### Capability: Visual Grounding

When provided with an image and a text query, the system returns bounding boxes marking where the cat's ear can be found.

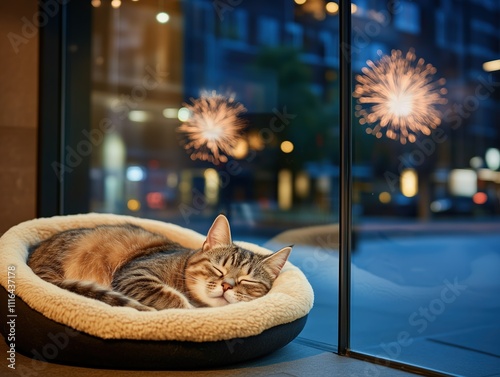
[262,246,292,280]
[202,214,232,252]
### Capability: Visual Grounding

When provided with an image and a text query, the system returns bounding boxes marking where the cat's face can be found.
[184,215,291,307]
[185,245,290,307]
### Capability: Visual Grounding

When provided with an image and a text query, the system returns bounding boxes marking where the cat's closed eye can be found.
[211,266,224,277]
[239,279,260,285]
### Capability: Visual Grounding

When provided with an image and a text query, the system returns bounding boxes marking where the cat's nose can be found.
[221,282,233,292]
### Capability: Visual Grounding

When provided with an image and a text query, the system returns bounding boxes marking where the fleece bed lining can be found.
[0,213,314,342]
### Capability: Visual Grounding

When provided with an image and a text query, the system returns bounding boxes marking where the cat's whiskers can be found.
[234,292,257,300]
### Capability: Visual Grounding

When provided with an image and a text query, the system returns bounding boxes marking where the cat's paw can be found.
[129,304,157,312]
[136,305,157,312]
[127,300,157,311]
[168,300,195,309]
[157,299,195,310]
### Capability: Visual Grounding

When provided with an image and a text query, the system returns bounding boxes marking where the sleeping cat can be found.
[27,215,291,311]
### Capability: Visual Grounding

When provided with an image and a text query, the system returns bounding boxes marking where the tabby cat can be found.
[27,215,291,311]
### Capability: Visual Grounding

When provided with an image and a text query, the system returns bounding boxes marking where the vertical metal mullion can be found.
[59,3,67,215]
[338,0,352,356]
[61,1,91,215]
[37,0,63,217]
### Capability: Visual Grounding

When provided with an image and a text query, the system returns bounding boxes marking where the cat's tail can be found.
[54,280,156,312]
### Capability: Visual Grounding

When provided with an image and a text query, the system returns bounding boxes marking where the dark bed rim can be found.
[0,285,308,370]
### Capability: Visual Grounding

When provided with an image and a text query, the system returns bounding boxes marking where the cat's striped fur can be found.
[27,215,291,311]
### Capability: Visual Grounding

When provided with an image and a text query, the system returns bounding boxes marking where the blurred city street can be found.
[260,219,500,377]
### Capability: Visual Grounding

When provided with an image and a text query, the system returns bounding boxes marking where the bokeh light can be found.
[326,2,339,14]
[485,148,500,170]
[379,191,392,204]
[127,199,140,211]
[401,169,418,198]
[156,12,170,24]
[473,192,488,205]
[280,140,294,153]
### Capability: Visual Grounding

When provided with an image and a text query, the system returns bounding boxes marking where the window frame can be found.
[38,0,92,216]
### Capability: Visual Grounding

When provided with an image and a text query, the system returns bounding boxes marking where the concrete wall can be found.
[0,1,38,234]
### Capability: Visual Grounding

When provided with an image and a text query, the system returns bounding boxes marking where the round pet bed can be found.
[0,213,314,370]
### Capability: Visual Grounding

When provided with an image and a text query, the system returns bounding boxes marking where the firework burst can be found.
[354,49,448,144]
[177,91,247,164]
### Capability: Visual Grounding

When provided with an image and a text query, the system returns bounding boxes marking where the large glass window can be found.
[350,1,500,375]
[86,0,340,348]
[46,0,500,375]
